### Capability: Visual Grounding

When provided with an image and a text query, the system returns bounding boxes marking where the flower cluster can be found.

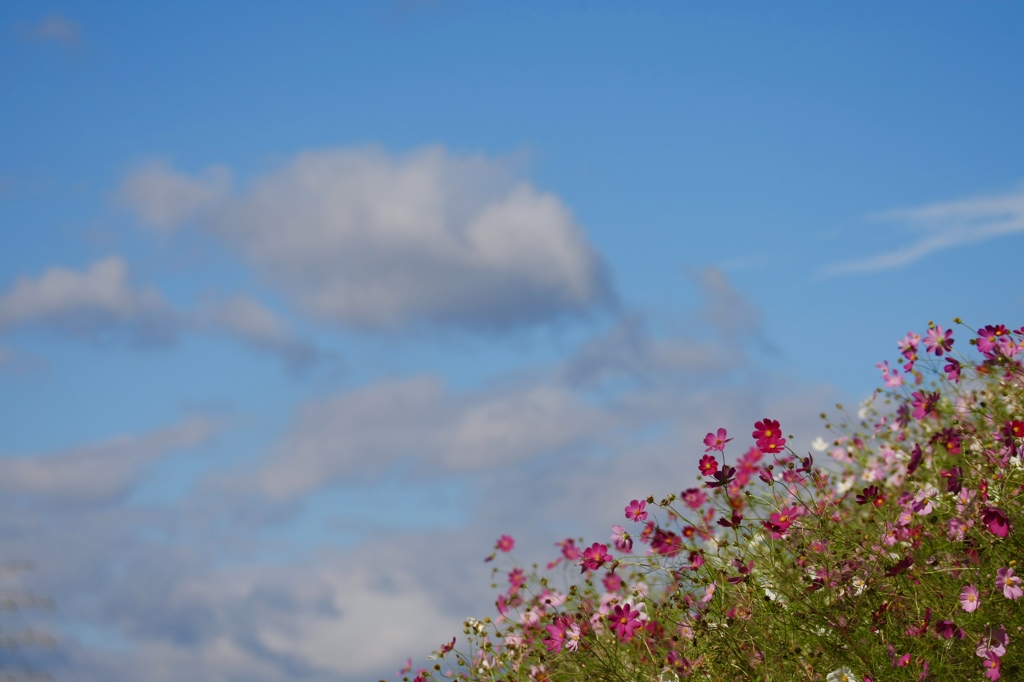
[401,321,1024,682]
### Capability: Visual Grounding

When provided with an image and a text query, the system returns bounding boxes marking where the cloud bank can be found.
[117,147,615,332]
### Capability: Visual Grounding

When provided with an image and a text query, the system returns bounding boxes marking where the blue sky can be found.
[1,3,1023,680]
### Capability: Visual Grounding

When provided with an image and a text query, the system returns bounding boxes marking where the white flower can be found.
[811,436,829,452]
[851,575,866,596]
[826,667,859,682]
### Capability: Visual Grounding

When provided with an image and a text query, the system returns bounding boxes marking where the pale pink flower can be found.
[960,584,980,612]
[996,567,1023,600]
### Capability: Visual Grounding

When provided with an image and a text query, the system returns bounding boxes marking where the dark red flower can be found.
[717,509,744,528]
[981,507,1010,538]
[907,443,923,475]
[885,555,913,577]
[856,485,880,506]
[940,466,962,494]
[706,465,736,489]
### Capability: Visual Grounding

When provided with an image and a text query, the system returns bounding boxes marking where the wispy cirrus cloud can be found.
[823,183,1024,276]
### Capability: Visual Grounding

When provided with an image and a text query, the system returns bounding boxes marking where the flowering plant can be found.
[399,321,1024,681]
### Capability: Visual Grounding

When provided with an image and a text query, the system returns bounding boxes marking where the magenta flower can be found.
[698,454,719,477]
[544,616,572,653]
[624,499,648,522]
[960,584,980,612]
[766,506,798,533]
[757,435,786,455]
[496,534,515,552]
[703,427,733,452]
[981,507,1010,538]
[910,391,939,420]
[681,488,708,509]
[609,603,642,641]
[924,325,954,355]
[888,644,910,667]
[751,418,781,441]
[996,567,1023,600]
[651,528,682,556]
[944,357,962,382]
[977,324,1009,355]
[579,542,612,573]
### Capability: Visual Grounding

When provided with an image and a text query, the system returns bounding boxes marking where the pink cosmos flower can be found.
[703,427,733,452]
[496,534,515,552]
[681,488,708,509]
[609,603,642,642]
[624,499,648,522]
[651,529,682,556]
[898,331,921,352]
[960,584,980,612]
[610,525,632,552]
[544,616,572,653]
[766,506,798,533]
[924,325,954,355]
[579,542,612,573]
[602,572,622,592]
[701,582,716,603]
[996,567,1023,600]
[888,644,910,667]
[981,507,1010,538]
[977,324,1009,356]
[698,454,719,477]
[983,653,1001,681]
[910,391,939,420]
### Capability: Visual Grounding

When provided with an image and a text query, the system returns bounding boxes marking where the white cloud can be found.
[0,256,177,344]
[0,417,217,505]
[116,161,231,230]
[222,373,618,501]
[196,295,320,373]
[117,146,614,332]
[824,182,1024,276]
[0,258,320,368]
